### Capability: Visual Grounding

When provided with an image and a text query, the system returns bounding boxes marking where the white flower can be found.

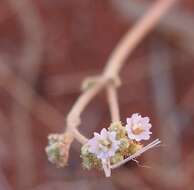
[87,128,120,160]
[126,113,152,141]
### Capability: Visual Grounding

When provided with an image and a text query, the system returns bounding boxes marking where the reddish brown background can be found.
[0,0,194,190]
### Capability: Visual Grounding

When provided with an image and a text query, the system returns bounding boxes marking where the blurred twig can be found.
[0,111,11,138]
[0,61,64,131]
[149,41,181,165]
[103,0,177,77]
[111,0,194,55]
[0,169,12,190]
[148,41,183,188]
[4,0,44,187]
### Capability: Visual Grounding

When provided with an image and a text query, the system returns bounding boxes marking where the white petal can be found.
[147,123,152,129]
[108,150,115,157]
[109,132,116,141]
[127,132,137,140]
[134,136,142,141]
[142,117,150,123]
[98,151,108,159]
[136,132,151,141]
[94,132,100,137]
[132,113,140,123]
[100,128,108,138]
[126,125,132,132]
[126,118,132,125]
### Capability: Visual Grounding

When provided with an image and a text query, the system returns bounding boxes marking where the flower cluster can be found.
[81,113,152,171]
[45,132,73,167]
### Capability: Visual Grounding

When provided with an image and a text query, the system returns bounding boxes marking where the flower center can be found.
[131,124,145,135]
[99,139,112,151]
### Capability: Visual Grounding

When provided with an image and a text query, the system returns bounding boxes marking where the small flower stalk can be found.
[81,113,160,177]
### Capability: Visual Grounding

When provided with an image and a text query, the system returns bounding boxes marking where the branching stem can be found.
[64,0,177,159]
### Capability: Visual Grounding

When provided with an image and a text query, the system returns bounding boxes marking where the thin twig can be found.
[66,79,107,137]
[8,0,44,188]
[106,83,120,122]
[111,0,194,55]
[0,61,64,132]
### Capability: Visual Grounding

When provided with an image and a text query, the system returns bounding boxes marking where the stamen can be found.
[132,124,145,135]
[110,139,161,169]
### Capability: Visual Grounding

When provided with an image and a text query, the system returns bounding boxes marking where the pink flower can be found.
[87,128,120,160]
[126,113,152,141]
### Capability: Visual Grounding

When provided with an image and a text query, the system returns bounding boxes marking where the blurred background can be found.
[0,0,194,189]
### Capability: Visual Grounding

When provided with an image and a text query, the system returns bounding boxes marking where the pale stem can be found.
[103,0,176,78]
[71,128,88,144]
[106,84,120,122]
[66,79,107,143]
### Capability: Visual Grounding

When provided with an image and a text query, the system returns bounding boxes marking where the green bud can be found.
[81,145,89,155]
[81,77,98,91]
[110,153,124,164]
[46,143,60,164]
[128,142,142,155]
[108,122,126,139]
[81,153,102,170]
[120,138,129,150]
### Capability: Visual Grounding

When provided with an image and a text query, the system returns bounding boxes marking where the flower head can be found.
[87,128,120,160]
[45,133,73,167]
[126,113,152,141]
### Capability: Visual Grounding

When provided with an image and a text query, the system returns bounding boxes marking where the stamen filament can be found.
[110,139,161,169]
